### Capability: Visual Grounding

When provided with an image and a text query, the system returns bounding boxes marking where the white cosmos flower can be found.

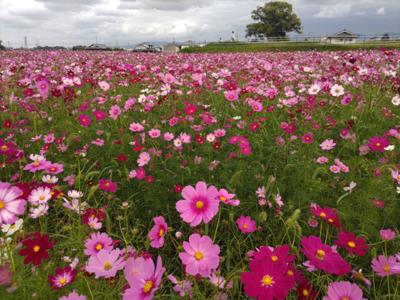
[1,219,23,236]
[330,84,345,97]
[392,95,400,106]
[42,175,58,183]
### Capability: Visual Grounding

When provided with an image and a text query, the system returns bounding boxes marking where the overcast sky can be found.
[1,0,399,47]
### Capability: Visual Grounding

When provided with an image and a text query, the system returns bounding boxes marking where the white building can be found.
[325,29,358,44]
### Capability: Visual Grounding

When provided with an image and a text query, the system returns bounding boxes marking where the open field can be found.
[0,49,399,299]
[181,41,400,53]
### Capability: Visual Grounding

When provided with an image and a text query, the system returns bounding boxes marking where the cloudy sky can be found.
[0,0,399,47]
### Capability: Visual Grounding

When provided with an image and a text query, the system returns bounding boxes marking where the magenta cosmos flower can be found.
[84,232,113,256]
[78,114,91,127]
[323,281,366,300]
[176,181,219,227]
[216,188,240,206]
[85,249,125,279]
[123,256,165,300]
[179,233,220,277]
[236,215,257,234]
[368,136,389,153]
[148,216,168,249]
[0,182,26,225]
[241,255,295,300]
[301,236,351,276]
[98,179,118,193]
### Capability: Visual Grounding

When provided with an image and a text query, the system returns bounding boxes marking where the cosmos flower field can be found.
[0,49,399,299]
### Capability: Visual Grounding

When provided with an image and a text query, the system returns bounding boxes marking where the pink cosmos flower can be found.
[78,114,91,127]
[84,232,113,256]
[129,122,145,132]
[379,229,396,241]
[176,181,219,227]
[323,281,366,300]
[48,266,76,289]
[123,256,165,300]
[179,233,220,277]
[109,105,121,120]
[148,216,168,249]
[85,249,125,279]
[224,90,239,102]
[329,165,341,174]
[216,188,240,206]
[98,81,110,91]
[320,139,336,151]
[0,182,27,225]
[59,290,87,300]
[24,156,51,173]
[371,255,400,277]
[0,263,12,286]
[36,80,49,98]
[46,163,64,175]
[137,152,151,167]
[148,129,161,138]
[236,215,257,234]
[168,274,193,298]
[98,179,118,193]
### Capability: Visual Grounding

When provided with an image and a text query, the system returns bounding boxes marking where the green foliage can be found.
[246,1,302,38]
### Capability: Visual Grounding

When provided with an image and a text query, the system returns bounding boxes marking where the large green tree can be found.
[0,41,5,50]
[246,1,302,39]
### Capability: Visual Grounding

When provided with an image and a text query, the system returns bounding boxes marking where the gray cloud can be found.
[0,0,399,48]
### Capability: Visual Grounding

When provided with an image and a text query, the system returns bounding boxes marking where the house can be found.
[163,43,181,53]
[325,29,358,44]
[86,43,110,50]
[133,43,161,52]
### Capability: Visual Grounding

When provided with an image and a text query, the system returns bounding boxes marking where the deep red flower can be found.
[19,232,54,266]
[296,280,318,300]
[334,232,368,256]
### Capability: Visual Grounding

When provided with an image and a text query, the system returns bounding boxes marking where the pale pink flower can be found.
[85,249,125,279]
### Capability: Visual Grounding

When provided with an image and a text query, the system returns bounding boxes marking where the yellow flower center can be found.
[316,249,325,260]
[261,275,274,287]
[58,277,67,286]
[0,200,5,210]
[328,218,334,223]
[33,245,41,252]
[194,251,204,261]
[219,196,227,202]
[347,241,356,248]
[303,289,309,296]
[1,145,7,151]
[243,223,248,229]
[33,161,40,166]
[95,243,103,251]
[341,297,350,300]
[143,280,154,293]
[376,142,381,147]
[195,200,204,209]
[104,260,112,271]
[287,270,294,276]
[383,264,390,273]
[271,255,278,262]
[319,212,326,218]
[39,195,45,201]
[159,228,165,237]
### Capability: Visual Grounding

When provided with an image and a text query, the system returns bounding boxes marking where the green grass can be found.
[181,41,400,53]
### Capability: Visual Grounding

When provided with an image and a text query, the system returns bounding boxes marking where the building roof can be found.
[327,29,358,38]
[87,43,110,49]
